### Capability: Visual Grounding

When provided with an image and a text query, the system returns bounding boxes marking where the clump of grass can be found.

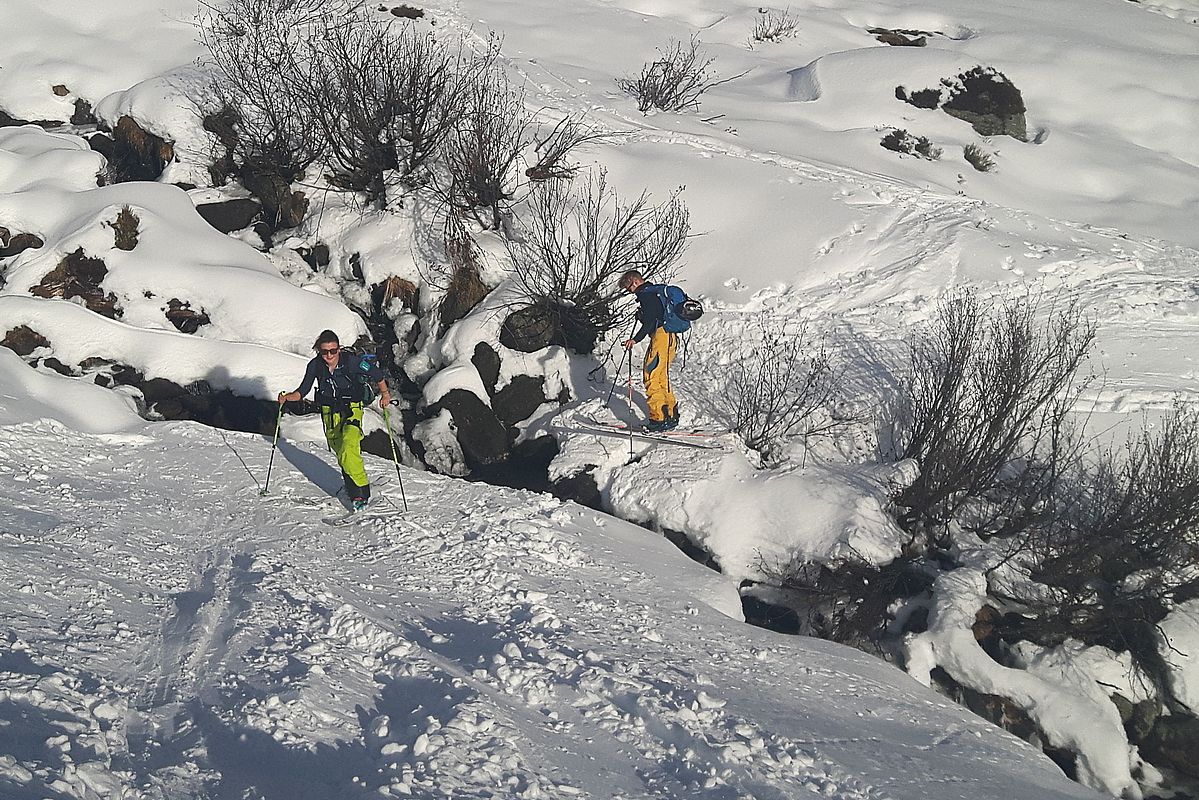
[881,129,941,160]
[963,143,996,172]
[750,8,800,46]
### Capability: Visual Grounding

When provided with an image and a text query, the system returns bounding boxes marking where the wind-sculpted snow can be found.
[0,420,1103,800]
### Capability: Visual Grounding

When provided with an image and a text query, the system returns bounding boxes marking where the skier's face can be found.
[319,344,340,366]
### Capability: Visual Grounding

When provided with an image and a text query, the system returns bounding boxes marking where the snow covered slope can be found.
[0,386,1101,799]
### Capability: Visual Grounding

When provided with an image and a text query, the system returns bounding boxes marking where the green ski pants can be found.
[321,402,369,496]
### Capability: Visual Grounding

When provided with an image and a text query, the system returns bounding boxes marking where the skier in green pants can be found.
[278,330,390,511]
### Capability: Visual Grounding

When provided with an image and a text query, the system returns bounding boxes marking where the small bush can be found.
[880,129,941,160]
[708,324,847,466]
[112,206,139,251]
[750,8,800,45]
[964,144,996,172]
[617,36,719,113]
[888,290,1096,538]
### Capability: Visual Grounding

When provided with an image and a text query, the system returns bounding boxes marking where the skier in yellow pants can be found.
[620,270,679,431]
[278,330,390,511]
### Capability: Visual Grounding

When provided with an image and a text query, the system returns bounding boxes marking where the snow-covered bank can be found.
[0,399,1103,799]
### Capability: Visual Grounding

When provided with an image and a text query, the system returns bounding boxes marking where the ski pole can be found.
[382,402,409,512]
[261,402,285,495]
[605,318,639,407]
[627,345,635,459]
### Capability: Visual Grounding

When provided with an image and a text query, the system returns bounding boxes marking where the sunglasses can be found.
[319,346,340,355]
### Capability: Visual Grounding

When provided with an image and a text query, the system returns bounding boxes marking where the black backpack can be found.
[349,350,387,404]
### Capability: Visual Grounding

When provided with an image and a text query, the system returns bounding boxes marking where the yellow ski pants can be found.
[643,328,678,423]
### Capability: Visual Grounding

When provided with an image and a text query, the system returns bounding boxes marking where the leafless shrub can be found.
[198,0,324,186]
[441,59,533,231]
[617,36,720,113]
[964,143,996,172]
[750,8,800,45]
[296,12,485,206]
[504,172,689,350]
[1009,405,1199,652]
[708,324,847,465]
[526,115,612,182]
[888,290,1096,541]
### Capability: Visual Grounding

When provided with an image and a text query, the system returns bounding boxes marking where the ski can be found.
[564,419,724,450]
[578,415,727,439]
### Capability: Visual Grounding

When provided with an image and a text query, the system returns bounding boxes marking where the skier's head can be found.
[313,330,340,360]
[618,270,645,293]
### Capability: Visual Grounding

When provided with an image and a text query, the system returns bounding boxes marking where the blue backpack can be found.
[654,284,703,334]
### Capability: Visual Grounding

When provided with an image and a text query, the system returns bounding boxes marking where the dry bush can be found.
[750,8,800,45]
[1007,407,1199,669]
[295,11,486,206]
[198,0,324,188]
[504,172,689,351]
[889,291,1096,541]
[441,56,532,231]
[708,324,847,465]
[617,36,719,113]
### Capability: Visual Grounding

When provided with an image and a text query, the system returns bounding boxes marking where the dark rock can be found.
[1111,693,1135,725]
[202,108,238,187]
[2,325,51,356]
[37,357,74,376]
[957,684,1039,742]
[741,591,802,635]
[242,167,307,230]
[1129,698,1161,743]
[102,116,175,182]
[472,342,501,396]
[471,434,559,491]
[551,467,602,511]
[52,84,70,97]
[897,67,1026,141]
[430,388,509,469]
[942,67,1027,139]
[29,248,121,318]
[0,228,45,258]
[164,299,211,334]
[251,221,273,249]
[1144,714,1199,778]
[500,304,558,353]
[0,108,62,129]
[869,28,927,46]
[71,98,96,126]
[297,243,331,269]
[391,4,424,17]
[111,364,144,386]
[493,374,549,428]
[196,198,261,234]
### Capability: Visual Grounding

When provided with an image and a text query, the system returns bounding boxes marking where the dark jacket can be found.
[294,356,361,408]
[632,284,666,343]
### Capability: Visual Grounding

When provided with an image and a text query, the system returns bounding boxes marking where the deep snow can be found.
[2,0,1198,796]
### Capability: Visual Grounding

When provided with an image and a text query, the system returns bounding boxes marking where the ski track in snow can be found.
[0,420,1099,800]
[429,0,1199,429]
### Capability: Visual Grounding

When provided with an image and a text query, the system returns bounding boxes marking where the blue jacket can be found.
[632,284,666,343]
